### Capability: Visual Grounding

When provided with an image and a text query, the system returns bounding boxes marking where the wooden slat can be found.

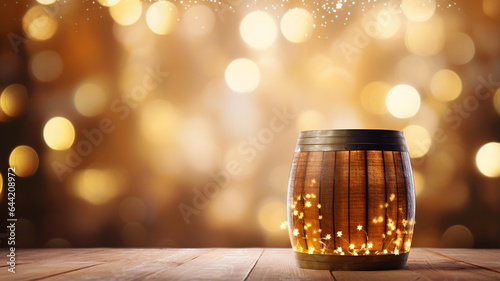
[382,151,398,251]
[366,151,386,252]
[303,151,324,253]
[348,151,367,250]
[401,152,416,249]
[287,152,300,245]
[334,151,350,252]
[319,151,335,251]
[149,248,262,280]
[292,152,309,252]
[428,248,500,273]
[332,248,500,280]
[246,248,334,281]
[393,151,407,252]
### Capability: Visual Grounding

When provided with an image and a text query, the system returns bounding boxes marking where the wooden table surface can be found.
[1,248,499,280]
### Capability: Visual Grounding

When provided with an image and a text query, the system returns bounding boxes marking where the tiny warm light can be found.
[146,1,178,35]
[476,142,500,177]
[386,84,421,118]
[296,110,327,131]
[225,58,260,93]
[0,84,28,118]
[73,169,122,204]
[183,4,216,36]
[259,200,286,232]
[445,32,475,65]
[97,0,120,7]
[0,172,3,195]
[360,81,391,115]
[73,82,108,117]
[31,50,63,82]
[22,6,58,41]
[401,0,436,22]
[405,17,444,57]
[43,117,75,151]
[403,125,431,158]
[240,11,277,49]
[430,69,462,102]
[109,0,142,26]
[280,8,314,43]
[9,145,39,177]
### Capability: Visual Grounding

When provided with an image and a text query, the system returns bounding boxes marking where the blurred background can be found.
[0,0,499,249]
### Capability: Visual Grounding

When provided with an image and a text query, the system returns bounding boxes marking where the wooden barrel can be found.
[287,129,416,270]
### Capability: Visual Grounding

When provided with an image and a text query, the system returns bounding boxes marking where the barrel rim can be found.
[299,129,404,139]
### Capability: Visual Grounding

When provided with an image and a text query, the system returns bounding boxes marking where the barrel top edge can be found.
[299,129,404,138]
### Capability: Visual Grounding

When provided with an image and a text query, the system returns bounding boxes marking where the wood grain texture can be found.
[0,248,499,280]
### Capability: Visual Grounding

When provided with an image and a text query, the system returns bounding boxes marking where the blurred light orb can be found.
[405,17,444,57]
[364,9,401,40]
[386,84,421,118]
[97,0,120,7]
[74,169,121,204]
[403,125,431,158]
[476,142,500,177]
[122,222,147,246]
[36,0,57,4]
[240,11,277,48]
[0,172,3,194]
[45,238,71,248]
[43,117,75,151]
[139,99,179,144]
[119,197,147,223]
[280,8,314,43]
[446,32,475,65]
[402,0,436,22]
[109,0,142,26]
[183,4,216,36]
[483,0,500,19]
[360,81,391,115]
[74,82,108,117]
[0,84,28,118]
[258,200,286,232]
[9,145,39,177]
[430,70,462,102]
[208,188,247,227]
[23,6,58,40]
[413,171,425,197]
[296,110,327,131]
[225,58,260,93]
[494,88,500,115]
[441,225,474,248]
[146,1,178,35]
[31,50,63,82]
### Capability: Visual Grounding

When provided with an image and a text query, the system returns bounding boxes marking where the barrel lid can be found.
[296,129,408,152]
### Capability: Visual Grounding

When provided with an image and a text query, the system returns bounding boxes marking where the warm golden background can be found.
[0,0,499,249]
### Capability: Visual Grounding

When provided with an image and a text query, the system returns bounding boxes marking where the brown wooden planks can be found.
[383,151,398,251]
[247,248,334,281]
[287,152,300,245]
[429,248,500,273]
[319,151,336,251]
[291,151,309,252]
[366,151,386,252]
[334,151,350,251]
[393,151,407,252]
[348,151,367,249]
[302,151,324,253]
[401,152,416,248]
